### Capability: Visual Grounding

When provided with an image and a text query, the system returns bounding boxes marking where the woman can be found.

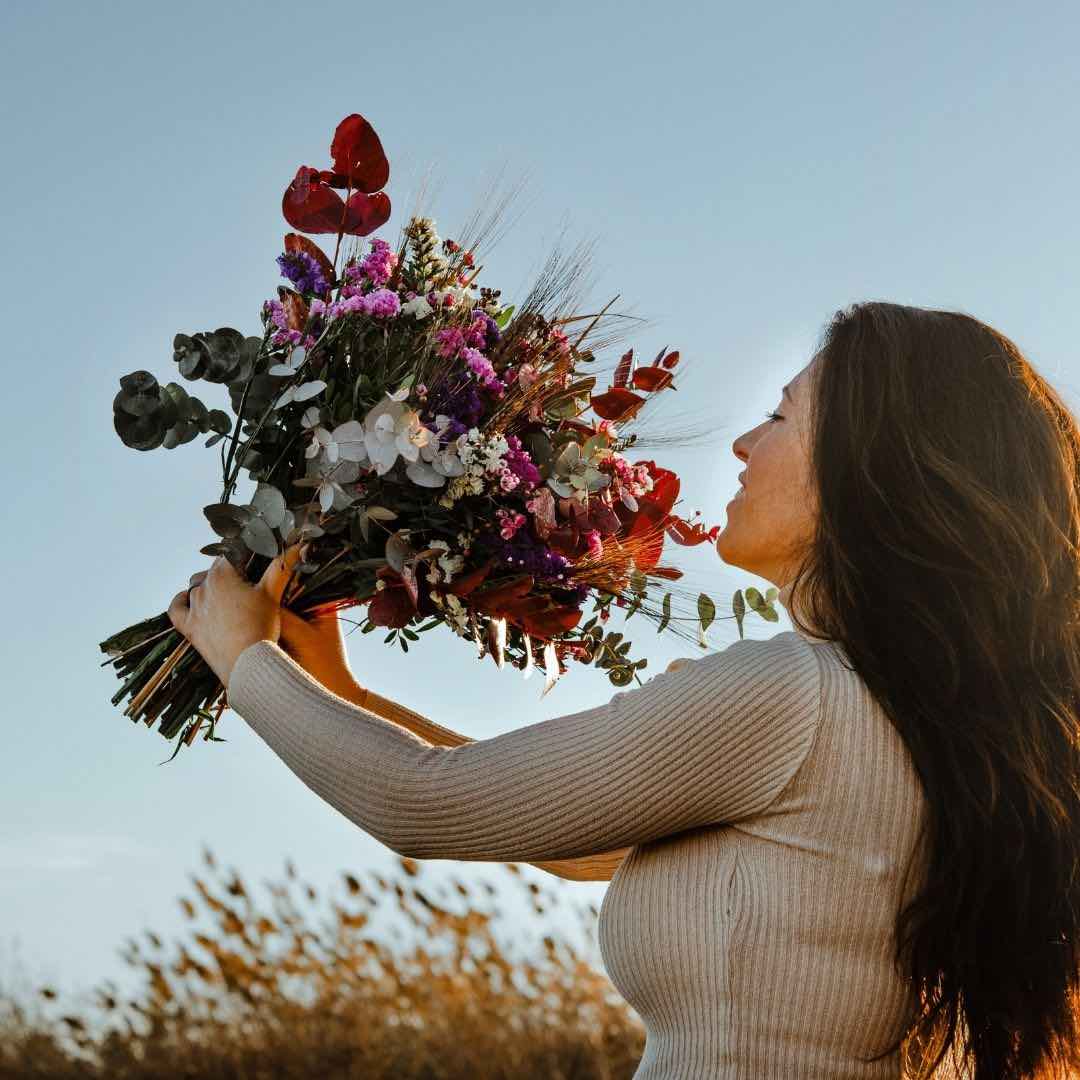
[169,301,1080,1079]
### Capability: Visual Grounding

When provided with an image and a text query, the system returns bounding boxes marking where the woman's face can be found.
[715,355,819,588]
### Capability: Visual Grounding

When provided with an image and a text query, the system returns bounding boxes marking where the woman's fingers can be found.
[167,587,191,635]
[259,542,309,605]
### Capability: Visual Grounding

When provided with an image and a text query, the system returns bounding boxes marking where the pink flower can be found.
[496,508,527,539]
[364,288,400,318]
[517,363,539,388]
[597,419,616,437]
[465,315,488,348]
[435,327,465,359]
[584,529,603,559]
[360,238,397,287]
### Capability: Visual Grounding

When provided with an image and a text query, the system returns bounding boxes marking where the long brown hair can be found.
[785,301,1080,1079]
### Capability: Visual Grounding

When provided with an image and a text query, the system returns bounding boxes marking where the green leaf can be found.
[494,305,515,329]
[697,593,716,634]
[744,586,764,612]
[658,592,672,634]
[732,590,746,639]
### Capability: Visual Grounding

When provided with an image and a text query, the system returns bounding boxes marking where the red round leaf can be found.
[329,114,390,193]
[367,577,416,628]
[590,387,646,421]
[282,166,350,234]
[341,190,391,237]
[631,367,674,392]
[660,349,681,370]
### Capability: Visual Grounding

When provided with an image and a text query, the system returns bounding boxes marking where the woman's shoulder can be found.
[683,627,834,684]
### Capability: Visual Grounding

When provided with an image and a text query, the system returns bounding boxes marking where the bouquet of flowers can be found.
[100,111,779,759]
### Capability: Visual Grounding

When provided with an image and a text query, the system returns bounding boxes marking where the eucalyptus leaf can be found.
[251,483,287,528]
[204,503,253,538]
[293,380,327,401]
[241,515,280,558]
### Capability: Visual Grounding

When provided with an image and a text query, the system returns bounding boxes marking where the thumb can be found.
[259,542,308,605]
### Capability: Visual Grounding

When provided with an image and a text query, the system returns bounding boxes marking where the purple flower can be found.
[478,528,572,582]
[470,308,502,350]
[503,436,541,491]
[425,376,486,430]
[277,251,329,296]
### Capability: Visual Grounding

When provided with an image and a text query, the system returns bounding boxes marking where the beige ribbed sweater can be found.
[227,615,930,1078]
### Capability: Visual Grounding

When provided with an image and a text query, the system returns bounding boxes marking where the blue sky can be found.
[2,0,1078,999]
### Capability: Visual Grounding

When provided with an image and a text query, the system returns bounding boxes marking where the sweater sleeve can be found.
[226,630,823,863]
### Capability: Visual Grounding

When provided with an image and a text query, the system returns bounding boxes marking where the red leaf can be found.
[282,167,391,237]
[620,463,681,569]
[660,349,681,370]
[277,287,309,332]
[470,575,534,615]
[329,114,390,193]
[631,367,674,392]
[590,387,647,421]
[445,559,495,598]
[367,572,416,628]
[557,419,597,438]
[284,233,335,293]
[283,166,346,234]
[665,514,713,545]
[641,464,681,516]
[651,566,684,581]
[340,190,391,236]
[518,605,583,638]
[613,348,634,389]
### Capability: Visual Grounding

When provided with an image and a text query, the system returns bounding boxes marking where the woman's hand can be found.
[167,545,306,689]
[278,605,361,701]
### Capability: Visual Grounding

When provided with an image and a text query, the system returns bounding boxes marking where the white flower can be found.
[401,295,434,320]
[362,392,431,476]
[437,552,465,581]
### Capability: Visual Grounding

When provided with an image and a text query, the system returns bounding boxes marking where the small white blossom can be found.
[401,295,434,320]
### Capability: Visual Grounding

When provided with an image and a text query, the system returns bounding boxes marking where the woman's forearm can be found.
[336,677,631,882]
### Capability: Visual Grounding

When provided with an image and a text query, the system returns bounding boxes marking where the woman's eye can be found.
[764,411,784,422]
